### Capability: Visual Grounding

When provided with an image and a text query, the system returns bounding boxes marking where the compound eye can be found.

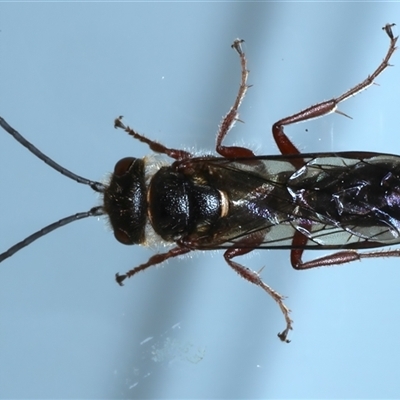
[114,228,133,245]
[113,157,135,177]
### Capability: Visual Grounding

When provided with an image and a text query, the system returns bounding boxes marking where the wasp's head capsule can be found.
[103,157,147,245]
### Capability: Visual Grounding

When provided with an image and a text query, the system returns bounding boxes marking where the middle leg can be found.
[223,232,293,343]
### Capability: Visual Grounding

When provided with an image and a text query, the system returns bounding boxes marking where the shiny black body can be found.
[149,165,222,242]
[105,151,400,251]
[0,25,398,342]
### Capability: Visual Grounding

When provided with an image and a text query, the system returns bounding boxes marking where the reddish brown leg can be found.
[216,39,255,158]
[273,23,397,167]
[223,233,293,343]
[289,216,400,269]
[114,116,193,160]
[116,246,191,285]
[284,24,400,269]
[291,231,400,270]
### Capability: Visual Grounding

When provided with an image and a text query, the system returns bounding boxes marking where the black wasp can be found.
[1,24,398,343]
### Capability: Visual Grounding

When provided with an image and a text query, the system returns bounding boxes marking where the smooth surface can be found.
[1,3,400,398]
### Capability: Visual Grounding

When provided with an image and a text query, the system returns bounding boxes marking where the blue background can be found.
[1,2,400,398]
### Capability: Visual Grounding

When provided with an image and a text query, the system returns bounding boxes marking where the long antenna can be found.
[0,116,107,262]
[0,117,106,193]
[0,207,104,262]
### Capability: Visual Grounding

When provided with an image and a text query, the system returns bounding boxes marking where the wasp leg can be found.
[272,24,398,167]
[116,246,191,285]
[291,241,400,272]
[223,233,293,343]
[216,39,255,158]
[289,225,400,269]
[114,116,193,160]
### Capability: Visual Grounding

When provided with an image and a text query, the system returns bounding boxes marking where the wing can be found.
[180,152,400,250]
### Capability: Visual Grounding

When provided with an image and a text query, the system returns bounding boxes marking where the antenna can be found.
[0,116,106,262]
[0,117,106,193]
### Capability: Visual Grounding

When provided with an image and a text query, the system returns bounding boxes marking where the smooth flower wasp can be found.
[0,24,397,342]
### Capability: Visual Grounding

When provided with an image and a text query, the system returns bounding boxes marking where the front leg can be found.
[116,246,191,285]
[114,116,193,160]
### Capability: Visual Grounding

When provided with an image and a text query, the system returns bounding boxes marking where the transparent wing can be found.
[182,152,400,250]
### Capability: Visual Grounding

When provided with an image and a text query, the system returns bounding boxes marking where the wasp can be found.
[0,24,398,343]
